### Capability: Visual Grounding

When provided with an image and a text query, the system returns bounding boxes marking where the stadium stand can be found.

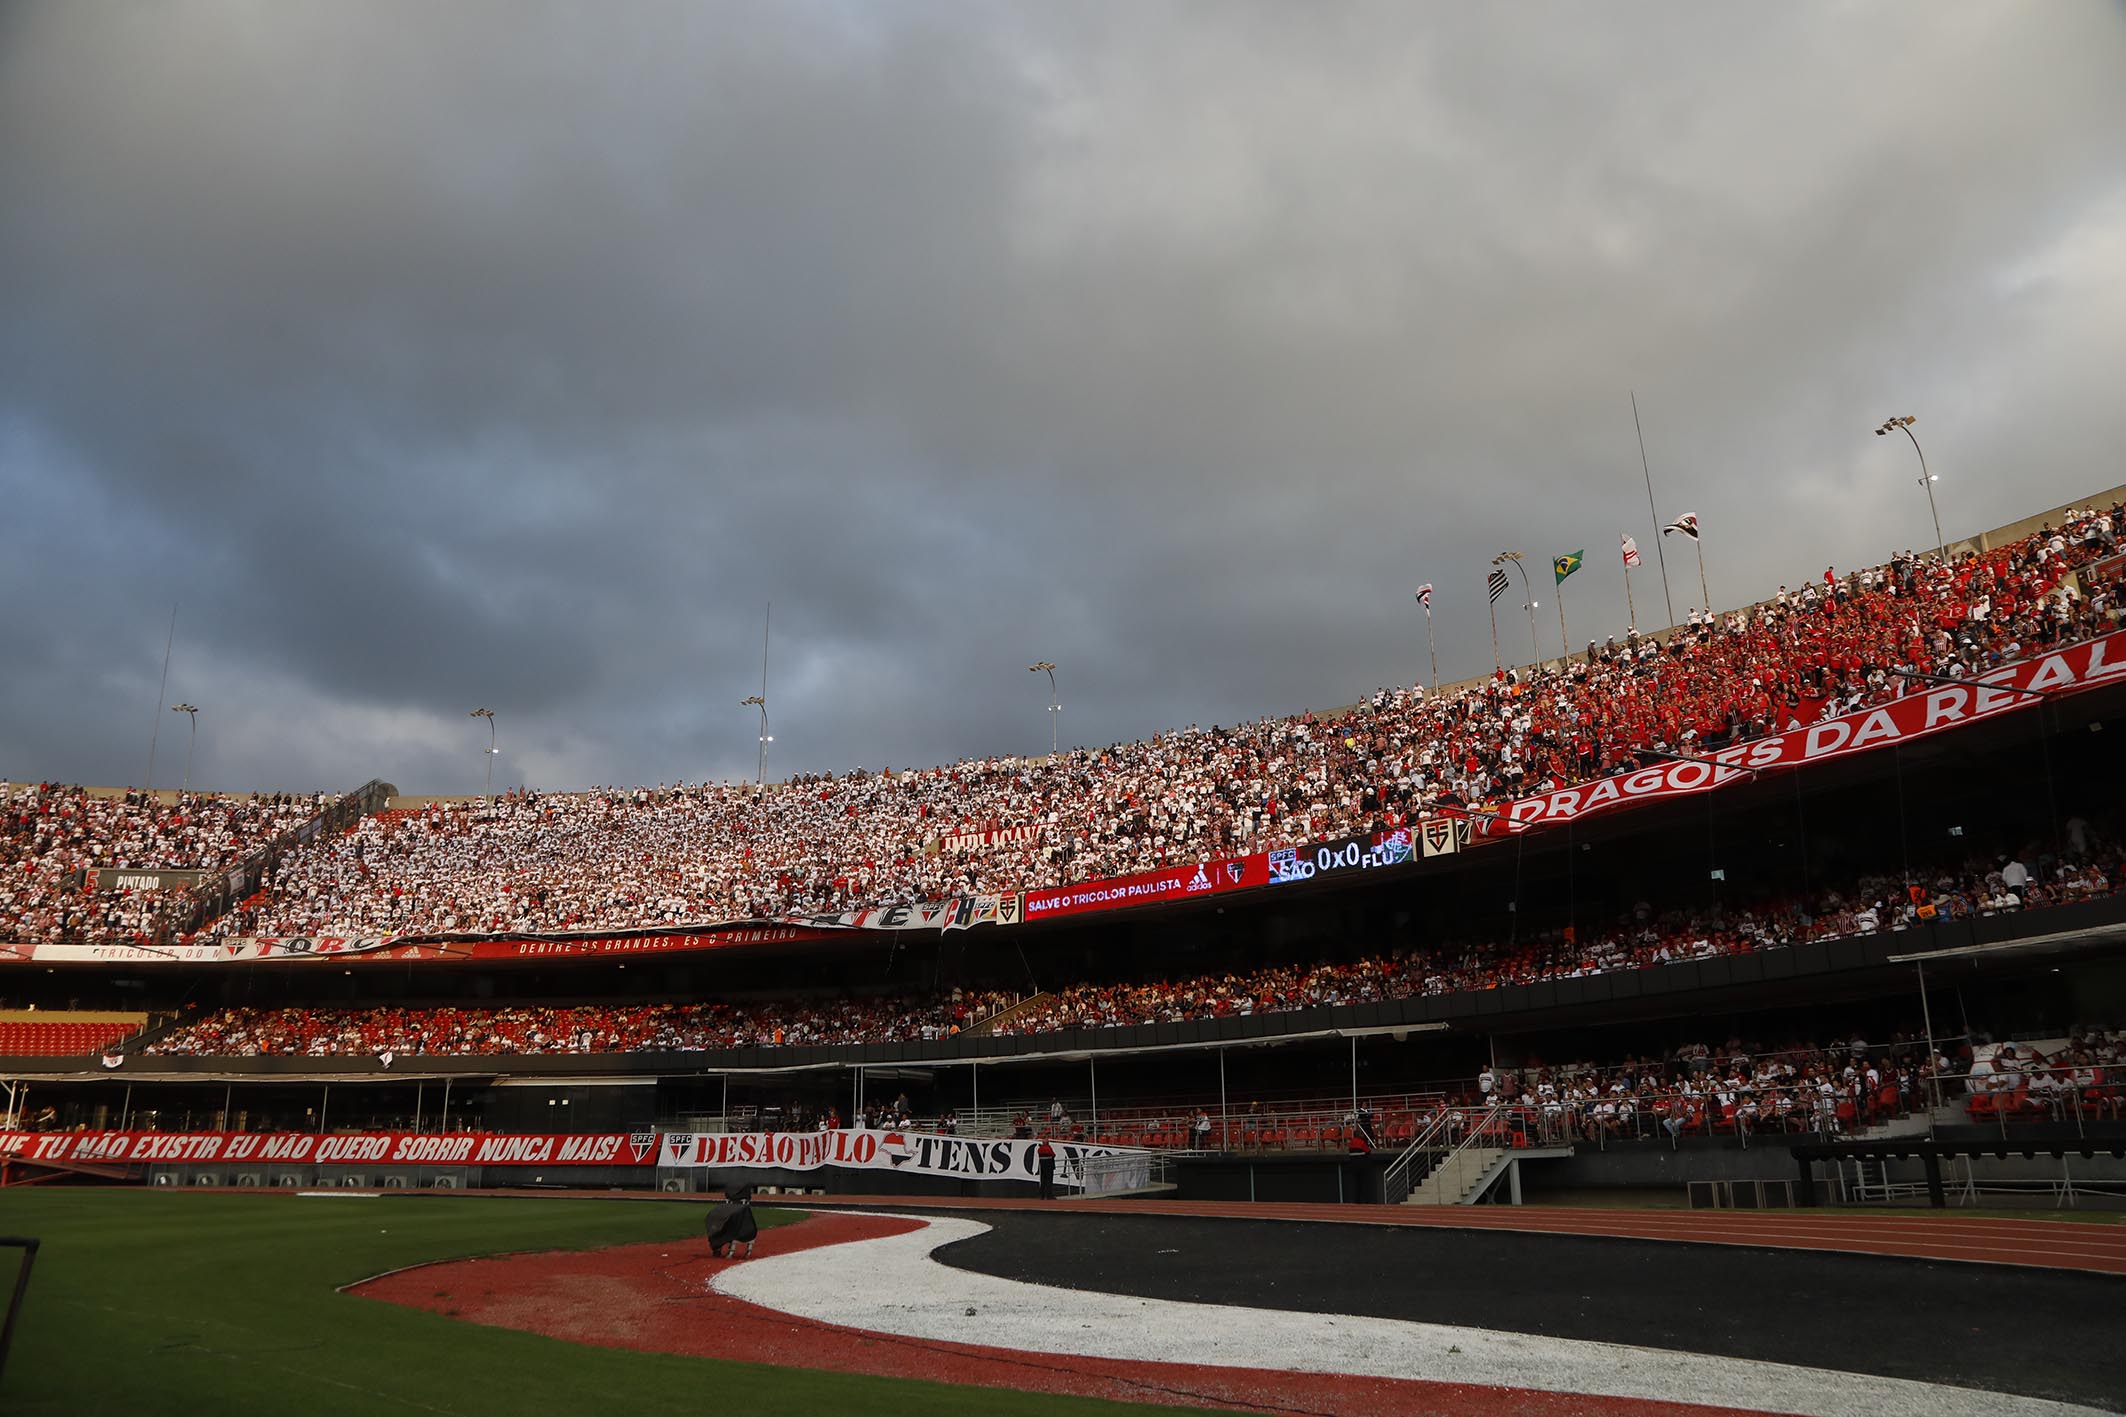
[1963,1032,2126,1124]
[140,825,2125,1061]
[144,989,1018,1058]
[0,1011,145,1057]
[8,494,2126,1201]
[1,786,335,944]
[184,500,2121,941]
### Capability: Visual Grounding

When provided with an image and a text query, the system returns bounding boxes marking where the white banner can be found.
[16,936,397,965]
[661,1127,1138,1184]
[935,824,1042,853]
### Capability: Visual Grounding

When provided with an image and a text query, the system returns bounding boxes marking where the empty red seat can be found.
[0,1017,142,1056]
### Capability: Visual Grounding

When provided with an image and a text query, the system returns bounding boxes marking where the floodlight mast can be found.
[741,695,772,785]
[170,705,199,793]
[1029,661,1060,756]
[1875,415,1945,560]
[468,708,497,797]
[1492,551,1540,668]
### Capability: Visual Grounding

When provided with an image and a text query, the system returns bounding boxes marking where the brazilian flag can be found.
[1553,549,1584,585]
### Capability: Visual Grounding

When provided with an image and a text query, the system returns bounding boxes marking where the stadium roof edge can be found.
[1885,922,2126,966]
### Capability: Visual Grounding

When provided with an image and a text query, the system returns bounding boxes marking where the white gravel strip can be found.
[713,1214,2106,1417]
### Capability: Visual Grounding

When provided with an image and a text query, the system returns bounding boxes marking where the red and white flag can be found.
[1621,534,1642,568]
[1414,583,1434,609]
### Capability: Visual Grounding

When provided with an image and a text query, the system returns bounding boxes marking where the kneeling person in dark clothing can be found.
[705,1181,759,1259]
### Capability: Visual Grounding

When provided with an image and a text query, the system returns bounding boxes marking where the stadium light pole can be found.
[1029,661,1059,756]
[1492,552,1541,669]
[170,705,199,794]
[1875,416,1946,562]
[744,601,774,787]
[742,696,772,786]
[469,708,497,797]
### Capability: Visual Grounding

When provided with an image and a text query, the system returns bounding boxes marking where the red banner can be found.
[0,1130,658,1167]
[373,926,828,962]
[1487,628,2126,835]
[1023,853,1269,921]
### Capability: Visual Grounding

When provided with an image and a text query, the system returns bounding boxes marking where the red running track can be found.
[354,1208,1791,1417]
[404,1185,2126,1274]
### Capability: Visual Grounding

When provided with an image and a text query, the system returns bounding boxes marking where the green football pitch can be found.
[0,1190,1205,1417]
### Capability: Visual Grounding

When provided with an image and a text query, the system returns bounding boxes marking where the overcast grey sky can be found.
[3,2,2122,795]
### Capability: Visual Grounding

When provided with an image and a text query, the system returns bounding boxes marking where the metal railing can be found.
[1959,1070,2126,1140]
[1400,1103,1533,1204]
[1383,1106,1475,1205]
[1687,1178,1798,1209]
[1074,1150,1171,1196]
[164,779,395,942]
[1430,1104,1510,1203]
[1837,1154,2126,1210]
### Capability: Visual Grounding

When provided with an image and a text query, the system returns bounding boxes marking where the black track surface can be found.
[926,1211,2125,1412]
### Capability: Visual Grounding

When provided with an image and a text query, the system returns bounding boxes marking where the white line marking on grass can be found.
[713,1214,2106,1417]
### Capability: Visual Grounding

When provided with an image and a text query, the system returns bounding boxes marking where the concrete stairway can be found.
[1403,1145,1507,1205]
[963,993,1052,1035]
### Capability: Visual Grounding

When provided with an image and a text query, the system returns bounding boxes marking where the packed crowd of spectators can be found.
[1483,1032,1938,1142]
[996,832,2121,1031]
[146,986,1017,1058]
[1962,1028,2126,1123]
[141,825,2123,1062]
[1474,1023,2126,1142]
[0,784,334,945]
[709,1023,2123,1151]
[202,500,2124,940]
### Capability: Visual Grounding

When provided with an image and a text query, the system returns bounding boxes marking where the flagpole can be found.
[1499,556,1538,669]
[1423,603,1438,693]
[1632,391,1677,628]
[1487,597,1501,675]
[1557,590,1569,660]
[1492,554,1537,672]
[1695,534,1711,620]
[1624,562,1637,634]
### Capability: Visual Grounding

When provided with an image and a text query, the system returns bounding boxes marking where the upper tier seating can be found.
[212,503,2125,940]
[0,1012,146,1057]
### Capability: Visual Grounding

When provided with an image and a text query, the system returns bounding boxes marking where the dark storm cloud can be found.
[3,2,2123,794]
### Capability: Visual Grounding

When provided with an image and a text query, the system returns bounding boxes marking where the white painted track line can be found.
[713,1214,2108,1417]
